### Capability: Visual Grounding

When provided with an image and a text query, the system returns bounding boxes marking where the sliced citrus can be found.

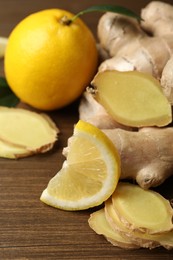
[40,120,120,210]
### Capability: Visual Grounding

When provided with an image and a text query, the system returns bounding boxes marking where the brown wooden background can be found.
[0,0,173,259]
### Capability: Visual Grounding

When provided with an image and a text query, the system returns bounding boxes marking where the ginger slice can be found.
[111,183,173,234]
[90,70,172,127]
[0,37,8,58]
[79,92,132,130]
[0,139,32,159]
[88,208,139,249]
[0,107,59,156]
[105,198,173,249]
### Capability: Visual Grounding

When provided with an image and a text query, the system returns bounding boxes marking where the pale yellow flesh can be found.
[0,107,58,150]
[41,135,118,209]
[0,139,31,159]
[112,183,173,234]
[40,120,120,211]
[105,199,173,249]
[92,70,172,127]
[88,208,138,249]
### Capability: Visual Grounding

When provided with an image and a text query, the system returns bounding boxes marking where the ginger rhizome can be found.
[102,127,173,189]
[79,1,173,188]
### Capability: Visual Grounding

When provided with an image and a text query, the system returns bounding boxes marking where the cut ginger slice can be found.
[0,106,59,158]
[40,120,120,210]
[0,139,32,159]
[111,182,173,234]
[90,70,172,127]
[105,198,173,249]
[88,208,139,249]
[0,36,8,58]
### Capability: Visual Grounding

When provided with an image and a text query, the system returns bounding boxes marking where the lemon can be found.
[0,37,8,58]
[4,9,98,110]
[40,120,120,210]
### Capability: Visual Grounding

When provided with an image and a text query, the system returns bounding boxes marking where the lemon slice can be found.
[0,37,8,58]
[40,120,120,210]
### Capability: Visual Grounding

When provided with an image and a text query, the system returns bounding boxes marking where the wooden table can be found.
[0,1,173,259]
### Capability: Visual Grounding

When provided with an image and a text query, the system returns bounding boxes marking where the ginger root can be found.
[80,1,173,127]
[97,1,173,100]
[161,55,173,105]
[102,127,173,189]
[141,1,173,36]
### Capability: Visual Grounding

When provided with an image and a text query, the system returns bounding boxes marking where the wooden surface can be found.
[1,1,173,259]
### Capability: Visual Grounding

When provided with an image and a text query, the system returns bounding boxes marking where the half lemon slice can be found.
[40,120,120,210]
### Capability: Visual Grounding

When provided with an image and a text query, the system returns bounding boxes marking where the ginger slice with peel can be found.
[90,70,172,127]
[111,183,173,235]
[105,198,173,249]
[0,37,8,58]
[0,139,33,159]
[0,107,59,158]
[88,208,139,249]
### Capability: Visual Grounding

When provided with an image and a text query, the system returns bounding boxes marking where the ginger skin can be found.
[102,127,173,189]
[97,1,173,87]
[161,55,173,105]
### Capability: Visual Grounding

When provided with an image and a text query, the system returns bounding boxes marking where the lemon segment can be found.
[40,120,120,210]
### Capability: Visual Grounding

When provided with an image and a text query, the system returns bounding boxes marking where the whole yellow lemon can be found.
[5,9,98,110]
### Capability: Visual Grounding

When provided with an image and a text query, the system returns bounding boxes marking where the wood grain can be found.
[0,1,173,259]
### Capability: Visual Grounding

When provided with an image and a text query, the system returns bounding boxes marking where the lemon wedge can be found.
[40,120,120,211]
[0,37,8,58]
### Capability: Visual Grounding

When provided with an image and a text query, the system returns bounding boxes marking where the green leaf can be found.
[0,77,19,107]
[71,5,142,23]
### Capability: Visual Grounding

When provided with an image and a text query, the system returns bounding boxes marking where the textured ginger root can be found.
[102,127,173,189]
[141,1,173,36]
[161,55,173,105]
[80,1,173,127]
[98,1,173,84]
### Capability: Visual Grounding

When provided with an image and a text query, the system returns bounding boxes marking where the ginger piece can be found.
[139,37,171,79]
[97,12,147,57]
[102,127,173,189]
[105,195,173,249]
[111,182,173,235]
[91,70,172,128]
[0,107,59,158]
[161,55,173,105]
[88,208,139,249]
[99,49,154,76]
[0,36,8,59]
[141,1,173,36]
[79,92,132,130]
[0,139,33,159]
[97,3,173,83]
[99,36,172,80]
